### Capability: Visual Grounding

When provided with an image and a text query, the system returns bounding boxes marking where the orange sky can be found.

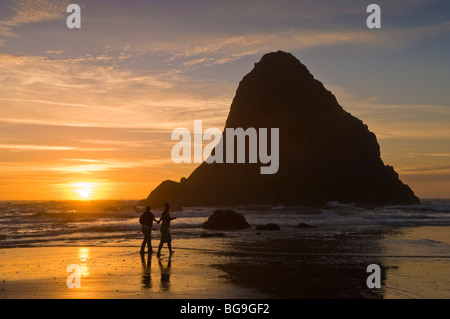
[1,0,450,200]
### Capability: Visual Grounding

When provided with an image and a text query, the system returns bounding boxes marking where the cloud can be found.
[0,143,117,151]
[41,158,174,174]
[406,152,450,159]
[0,52,233,130]
[0,157,176,177]
[162,19,450,73]
[397,165,450,175]
[321,83,450,140]
[0,0,69,45]
[46,49,64,55]
[168,30,375,63]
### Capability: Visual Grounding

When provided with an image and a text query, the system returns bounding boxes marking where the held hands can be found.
[154,217,175,223]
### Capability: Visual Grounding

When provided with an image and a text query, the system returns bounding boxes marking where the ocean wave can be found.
[377,200,450,213]
[1,200,450,248]
[30,210,139,220]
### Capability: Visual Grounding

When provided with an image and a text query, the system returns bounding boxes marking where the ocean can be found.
[1,199,450,251]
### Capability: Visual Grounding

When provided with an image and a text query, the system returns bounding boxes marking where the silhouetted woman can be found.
[156,203,176,257]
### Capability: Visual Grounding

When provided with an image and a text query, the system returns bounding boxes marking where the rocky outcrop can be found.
[141,51,420,207]
[202,210,251,230]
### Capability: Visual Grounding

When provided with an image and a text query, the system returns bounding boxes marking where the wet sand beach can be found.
[0,225,449,299]
[0,246,269,299]
[213,225,450,299]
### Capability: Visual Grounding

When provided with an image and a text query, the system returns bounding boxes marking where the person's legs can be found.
[157,226,168,257]
[165,229,173,254]
[141,233,149,253]
[140,226,151,253]
[147,230,153,253]
[156,241,164,257]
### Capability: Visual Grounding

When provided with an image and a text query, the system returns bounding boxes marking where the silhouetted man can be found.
[139,206,159,254]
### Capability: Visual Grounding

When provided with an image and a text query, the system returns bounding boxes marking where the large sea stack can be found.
[141,51,420,207]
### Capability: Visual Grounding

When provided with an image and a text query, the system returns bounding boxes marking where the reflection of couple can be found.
[140,203,176,257]
[140,253,172,291]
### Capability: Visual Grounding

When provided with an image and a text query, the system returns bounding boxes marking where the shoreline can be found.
[0,225,449,299]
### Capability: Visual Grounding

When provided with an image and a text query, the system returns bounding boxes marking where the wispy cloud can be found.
[323,84,450,140]
[166,30,376,66]
[397,165,450,175]
[407,153,450,158]
[0,143,117,151]
[0,53,231,129]
[0,0,68,45]
[41,158,174,174]
[163,20,450,72]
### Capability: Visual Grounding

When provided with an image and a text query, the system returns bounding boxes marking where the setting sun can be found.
[74,183,94,200]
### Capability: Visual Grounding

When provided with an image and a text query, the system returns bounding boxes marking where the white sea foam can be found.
[1,200,450,248]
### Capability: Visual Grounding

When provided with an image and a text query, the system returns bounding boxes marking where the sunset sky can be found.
[0,0,449,200]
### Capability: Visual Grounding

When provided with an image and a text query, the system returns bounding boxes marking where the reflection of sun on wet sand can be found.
[0,246,269,299]
[0,225,449,299]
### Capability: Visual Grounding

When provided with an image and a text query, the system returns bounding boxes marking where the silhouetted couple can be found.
[139,203,176,257]
[140,253,172,291]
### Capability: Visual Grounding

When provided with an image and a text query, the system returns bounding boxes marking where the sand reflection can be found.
[78,247,90,277]
[140,253,152,289]
[382,226,450,298]
[139,254,173,292]
[158,255,172,291]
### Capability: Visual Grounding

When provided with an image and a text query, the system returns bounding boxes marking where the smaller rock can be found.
[255,223,280,231]
[202,210,251,230]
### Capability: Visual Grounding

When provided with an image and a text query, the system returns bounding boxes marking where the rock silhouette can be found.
[141,51,420,207]
[202,210,251,230]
